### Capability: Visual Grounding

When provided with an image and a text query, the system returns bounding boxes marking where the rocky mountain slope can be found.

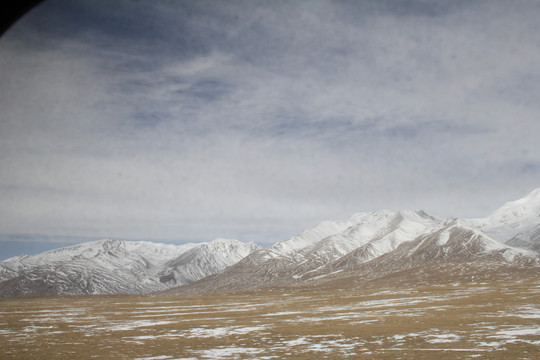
[165,189,540,295]
[0,238,260,296]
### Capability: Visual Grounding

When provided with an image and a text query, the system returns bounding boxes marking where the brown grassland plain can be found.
[1,279,539,359]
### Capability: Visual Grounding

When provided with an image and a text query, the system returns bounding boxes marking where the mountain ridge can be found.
[163,189,540,295]
[1,188,539,297]
[0,238,260,297]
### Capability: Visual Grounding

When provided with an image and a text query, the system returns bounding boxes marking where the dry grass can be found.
[1,279,539,359]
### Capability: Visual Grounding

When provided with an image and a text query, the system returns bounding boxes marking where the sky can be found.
[1,0,539,259]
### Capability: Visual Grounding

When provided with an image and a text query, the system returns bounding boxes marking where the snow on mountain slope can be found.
[4,189,540,297]
[505,223,540,252]
[263,215,364,259]
[159,239,261,285]
[466,188,540,246]
[164,210,446,293]
[392,220,534,264]
[123,241,200,267]
[0,239,196,283]
[239,212,405,269]
[0,238,259,297]
[266,210,441,262]
[289,210,443,278]
[322,210,442,263]
[166,199,540,295]
[326,221,539,280]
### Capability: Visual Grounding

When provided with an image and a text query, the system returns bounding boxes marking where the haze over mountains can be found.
[1,189,539,297]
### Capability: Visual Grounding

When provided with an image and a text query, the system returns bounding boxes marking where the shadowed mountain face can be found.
[505,224,540,252]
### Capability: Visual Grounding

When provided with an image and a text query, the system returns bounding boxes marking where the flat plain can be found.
[1,279,539,359]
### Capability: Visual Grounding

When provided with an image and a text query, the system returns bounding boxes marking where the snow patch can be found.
[186,325,267,338]
[193,346,264,358]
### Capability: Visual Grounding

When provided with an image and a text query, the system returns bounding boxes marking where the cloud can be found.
[0,0,539,245]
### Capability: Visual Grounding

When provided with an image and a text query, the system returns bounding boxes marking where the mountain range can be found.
[0,238,260,296]
[164,189,540,295]
[1,189,539,297]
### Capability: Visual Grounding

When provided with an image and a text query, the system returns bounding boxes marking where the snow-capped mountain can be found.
[0,238,260,297]
[286,210,444,279]
[319,221,540,289]
[159,238,260,285]
[2,189,540,297]
[311,210,442,267]
[166,190,540,295]
[466,188,540,249]
[264,210,441,261]
[189,210,443,293]
[331,220,535,273]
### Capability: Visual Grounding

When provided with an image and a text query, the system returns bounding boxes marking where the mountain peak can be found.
[395,209,439,221]
[3,190,540,297]
[464,188,540,245]
[0,238,260,296]
[493,188,540,217]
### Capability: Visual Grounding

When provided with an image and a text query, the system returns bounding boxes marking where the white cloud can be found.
[0,0,539,244]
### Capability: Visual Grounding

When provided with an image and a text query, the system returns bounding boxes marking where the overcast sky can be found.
[1,0,539,257]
